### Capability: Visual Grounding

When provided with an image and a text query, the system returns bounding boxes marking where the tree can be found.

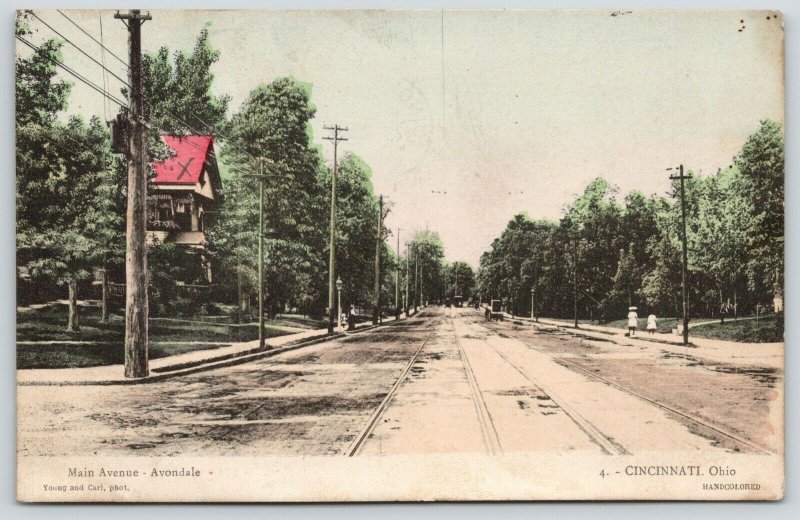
[689,167,749,319]
[641,232,682,316]
[447,261,475,300]
[16,14,114,330]
[143,28,230,133]
[409,230,446,307]
[20,118,113,331]
[209,77,329,317]
[328,153,380,310]
[561,178,623,320]
[734,119,784,307]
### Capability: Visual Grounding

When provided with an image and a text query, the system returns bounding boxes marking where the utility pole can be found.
[323,124,348,333]
[573,235,578,329]
[395,228,400,313]
[532,257,539,322]
[670,164,691,346]
[373,195,384,325]
[244,159,269,348]
[115,9,151,379]
[405,243,410,316]
[414,256,419,311]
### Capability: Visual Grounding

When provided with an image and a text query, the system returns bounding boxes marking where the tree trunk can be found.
[67,281,80,332]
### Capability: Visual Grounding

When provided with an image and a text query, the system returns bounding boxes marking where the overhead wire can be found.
[30,12,272,171]
[16,35,128,109]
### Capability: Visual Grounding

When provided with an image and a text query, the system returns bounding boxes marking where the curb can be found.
[18,331,344,387]
[17,310,424,387]
[479,308,692,348]
[512,316,694,348]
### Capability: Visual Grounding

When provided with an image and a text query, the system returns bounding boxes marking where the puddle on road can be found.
[659,351,779,386]
[246,393,387,420]
[710,365,779,386]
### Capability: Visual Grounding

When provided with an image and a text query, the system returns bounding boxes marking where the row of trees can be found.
[15,16,418,327]
[477,119,784,322]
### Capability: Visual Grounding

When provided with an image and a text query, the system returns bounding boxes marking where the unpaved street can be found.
[17,307,781,457]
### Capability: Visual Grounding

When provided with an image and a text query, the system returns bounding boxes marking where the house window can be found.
[156,200,173,222]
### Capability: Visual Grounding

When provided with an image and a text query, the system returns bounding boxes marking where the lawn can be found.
[561,315,783,343]
[17,303,294,369]
[597,317,681,335]
[687,316,783,343]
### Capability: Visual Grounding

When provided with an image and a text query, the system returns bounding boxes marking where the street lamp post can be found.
[336,277,343,331]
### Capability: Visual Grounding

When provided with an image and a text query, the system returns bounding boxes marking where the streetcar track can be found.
[197,312,436,451]
[449,313,503,455]
[457,313,626,455]
[474,313,773,455]
[344,313,446,456]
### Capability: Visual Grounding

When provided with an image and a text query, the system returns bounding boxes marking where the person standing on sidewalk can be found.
[627,306,639,336]
[647,312,657,335]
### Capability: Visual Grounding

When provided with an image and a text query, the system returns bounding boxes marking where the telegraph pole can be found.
[323,124,348,333]
[373,195,384,325]
[244,159,269,349]
[670,164,691,346]
[115,9,151,379]
[414,255,419,311]
[395,228,400,314]
[532,257,539,322]
[573,235,579,329]
[405,243,410,316]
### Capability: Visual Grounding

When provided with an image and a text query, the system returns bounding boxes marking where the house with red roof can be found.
[148,135,223,280]
[148,135,222,244]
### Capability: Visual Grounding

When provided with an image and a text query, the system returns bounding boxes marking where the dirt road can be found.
[17,307,780,457]
[357,308,776,455]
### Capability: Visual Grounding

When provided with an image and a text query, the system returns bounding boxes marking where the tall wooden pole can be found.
[258,171,265,347]
[323,125,347,333]
[395,228,400,312]
[573,236,579,329]
[414,256,418,311]
[405,243,409,315]
[373,195,383,325]
[243,164,268,348]
[670,164,690,346]
[116,9,151,378]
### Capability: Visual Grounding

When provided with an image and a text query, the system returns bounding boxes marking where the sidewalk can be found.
[492,310,783,370]
[17,310,416,386]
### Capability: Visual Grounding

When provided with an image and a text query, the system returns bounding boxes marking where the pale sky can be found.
[24,9,784,267]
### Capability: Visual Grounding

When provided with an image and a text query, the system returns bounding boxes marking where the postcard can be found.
[16,9,784,501]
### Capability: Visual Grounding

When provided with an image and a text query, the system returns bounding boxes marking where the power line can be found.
[53,13,259,164]
[30,11,132,91]
[57,9,128,69]
[16,35,128,109]
[30,17,256,164]
[32,13,262,168]
[98,12,110,121]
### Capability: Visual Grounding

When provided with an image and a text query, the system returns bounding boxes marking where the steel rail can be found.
[450,313,504,455]
[344,312,444,456]
[479,315,774,455]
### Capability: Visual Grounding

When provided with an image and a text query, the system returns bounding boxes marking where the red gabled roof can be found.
[152,135,214,185]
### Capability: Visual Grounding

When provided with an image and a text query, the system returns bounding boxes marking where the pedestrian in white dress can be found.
[627,306,639,336]
[647,313,657,335]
